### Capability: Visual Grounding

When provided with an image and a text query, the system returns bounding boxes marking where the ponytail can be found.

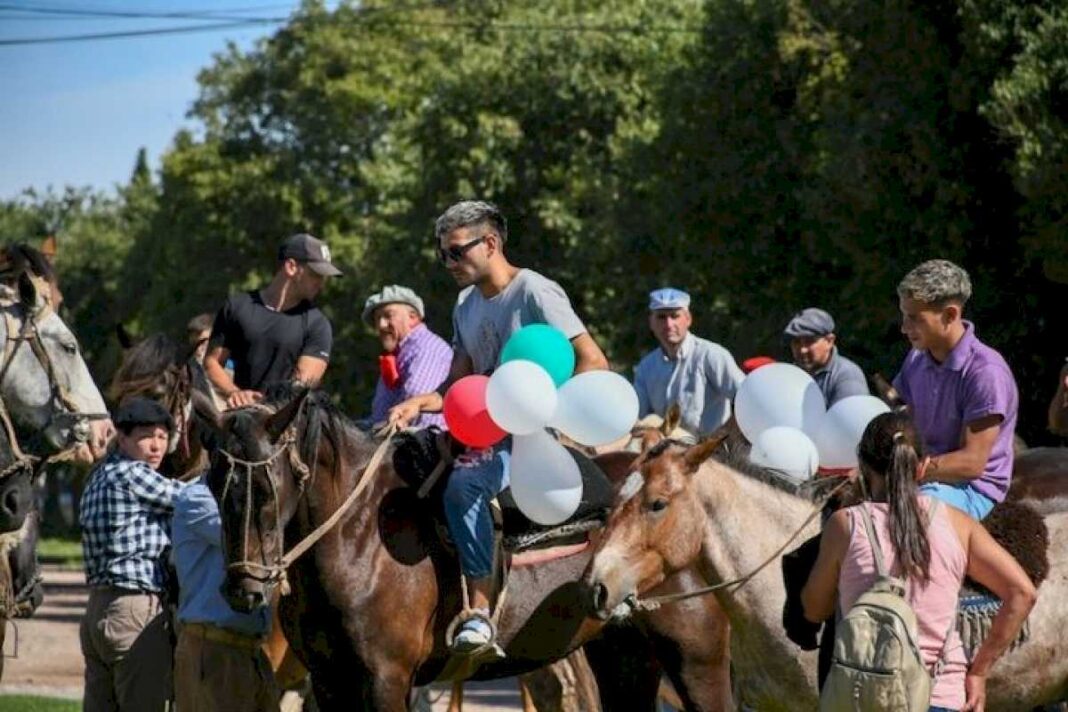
[858,413,931,582]
[885,433,931,582]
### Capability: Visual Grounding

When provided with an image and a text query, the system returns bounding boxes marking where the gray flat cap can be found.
[362,285,425,326]
[784,307,836,338]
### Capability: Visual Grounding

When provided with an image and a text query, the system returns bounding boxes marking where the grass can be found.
[37,536,83,567]
[0,695,80,711]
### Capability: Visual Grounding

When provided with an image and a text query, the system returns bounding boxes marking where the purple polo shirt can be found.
[892,321,1018,502]
[371,324,452,429]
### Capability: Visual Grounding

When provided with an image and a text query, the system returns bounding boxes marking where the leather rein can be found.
[217,414,396,595]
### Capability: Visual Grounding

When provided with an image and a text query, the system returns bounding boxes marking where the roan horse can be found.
[0,243,110,677]
[195,386,734,711]
[585,437,1068,709]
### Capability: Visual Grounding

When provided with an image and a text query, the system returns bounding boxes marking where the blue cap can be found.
[648,288,691,311]
[784,308,836,338]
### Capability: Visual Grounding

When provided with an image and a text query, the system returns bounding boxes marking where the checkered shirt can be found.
[79,451,185,592]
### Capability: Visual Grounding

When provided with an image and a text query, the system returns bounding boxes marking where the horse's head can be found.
[109,332,201,475]
[196,386,315,613]
[0,244,109,533]
[585,434,723,619]
[627,404,696,453]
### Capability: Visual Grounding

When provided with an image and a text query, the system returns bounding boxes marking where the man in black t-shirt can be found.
[205,234,341,408]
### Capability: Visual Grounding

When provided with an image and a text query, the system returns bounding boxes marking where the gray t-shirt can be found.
[452,269,586,376]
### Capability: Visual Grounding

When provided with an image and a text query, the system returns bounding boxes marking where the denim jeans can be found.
[920,481,995,520]
[442,445,510,578]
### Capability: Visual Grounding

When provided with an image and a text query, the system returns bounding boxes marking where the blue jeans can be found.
[920,481,995,520]
[929,707,957,712]
[443,446,510,578]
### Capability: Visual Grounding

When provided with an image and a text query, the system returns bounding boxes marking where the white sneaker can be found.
[452,614,493,652]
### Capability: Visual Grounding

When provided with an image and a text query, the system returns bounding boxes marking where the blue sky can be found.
[0,2,332,199]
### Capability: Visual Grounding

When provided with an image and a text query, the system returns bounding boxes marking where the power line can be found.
[0,18,282,45]
[0,12,703,46]
[0,2,300,22]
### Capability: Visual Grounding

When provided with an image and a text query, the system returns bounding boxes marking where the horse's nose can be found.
[243,591,263,611]
[0,482,28,531]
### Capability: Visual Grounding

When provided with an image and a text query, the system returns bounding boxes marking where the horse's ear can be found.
[663,403,682,436]
[191,389,225,439]
[682,431,729,473]
[265,387,311,444]
[115,323,134,350]
[40,236,58,263]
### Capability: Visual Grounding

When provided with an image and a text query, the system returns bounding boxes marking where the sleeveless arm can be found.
[801,509,850,623]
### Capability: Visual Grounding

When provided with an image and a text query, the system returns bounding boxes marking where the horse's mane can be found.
[649,436,829,502]
[108,333,181,404]
[260,383,375,479]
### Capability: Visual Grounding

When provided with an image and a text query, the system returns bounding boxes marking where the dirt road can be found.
[0,566,520,710]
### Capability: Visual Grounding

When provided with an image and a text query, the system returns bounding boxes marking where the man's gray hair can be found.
[434,200,508,244]
[897,259,972,306]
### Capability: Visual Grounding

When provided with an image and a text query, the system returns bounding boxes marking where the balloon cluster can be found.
[443,325,639,524]
[735,363,890,480]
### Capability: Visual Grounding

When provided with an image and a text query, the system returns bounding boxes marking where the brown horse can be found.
[194,385,733,711]
[585,437,1068,709]
[108,331,209,481]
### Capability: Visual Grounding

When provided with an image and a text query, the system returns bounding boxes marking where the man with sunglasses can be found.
[388,200,608,652]
[205,233,341,409]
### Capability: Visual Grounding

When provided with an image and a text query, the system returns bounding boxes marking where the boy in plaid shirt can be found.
[79,397,185,711]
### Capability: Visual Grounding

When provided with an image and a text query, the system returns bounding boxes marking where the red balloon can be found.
[443,375,507,448]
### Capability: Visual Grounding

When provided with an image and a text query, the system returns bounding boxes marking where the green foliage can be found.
[4,0,1066,443]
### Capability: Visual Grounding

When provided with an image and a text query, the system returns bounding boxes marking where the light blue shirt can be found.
[633,332,744,436]
[172,477,269,636]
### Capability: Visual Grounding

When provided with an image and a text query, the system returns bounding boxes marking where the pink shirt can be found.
[838,498,967,709]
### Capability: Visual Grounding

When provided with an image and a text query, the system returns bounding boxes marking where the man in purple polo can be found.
[893,259,1018,519]
[365,285,452,429]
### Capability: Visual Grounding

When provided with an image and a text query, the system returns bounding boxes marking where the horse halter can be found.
[217,424,313,593]
[0,280,107,474]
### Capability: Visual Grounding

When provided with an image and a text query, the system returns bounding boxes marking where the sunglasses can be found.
[437,236,487,264]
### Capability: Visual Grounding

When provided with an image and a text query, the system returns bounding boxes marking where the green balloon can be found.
[500,324,575,386]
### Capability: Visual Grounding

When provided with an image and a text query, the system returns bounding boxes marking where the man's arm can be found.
[205,345,261,408]
[571,332,608,373]
[705,345,744,399]
[388,350,474,427]
[175,485,221,544]
[634,361,652,418]
[293,356,328,386]
[127,463,185,513]
[926,414,1002,482]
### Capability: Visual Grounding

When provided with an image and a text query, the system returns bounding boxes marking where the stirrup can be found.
[445,608,504,660]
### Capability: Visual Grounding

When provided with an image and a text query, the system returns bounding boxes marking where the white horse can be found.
[586,437,1068,710]
[1,244,111,531]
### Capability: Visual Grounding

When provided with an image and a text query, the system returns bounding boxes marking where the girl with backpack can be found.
[801,412,1036,711]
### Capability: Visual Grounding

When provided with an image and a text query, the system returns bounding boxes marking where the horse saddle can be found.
[391,427,615,552]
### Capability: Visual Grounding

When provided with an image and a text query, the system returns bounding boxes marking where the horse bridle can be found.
[0,291,108,477]
[217,420,314,591]
[216,411,395,596]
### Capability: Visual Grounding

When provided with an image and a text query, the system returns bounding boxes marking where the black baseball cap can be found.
[278,233,343,277]
[114,397,174,433]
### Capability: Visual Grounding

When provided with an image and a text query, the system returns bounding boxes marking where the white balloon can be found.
[486,360,559,435]
[509,430,583,525]
[734,363,826,442]
[749,426,820,482]
[812,395,892,470]
[550,370,640,447]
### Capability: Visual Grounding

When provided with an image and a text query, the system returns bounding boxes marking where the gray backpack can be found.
[820,502,951,712]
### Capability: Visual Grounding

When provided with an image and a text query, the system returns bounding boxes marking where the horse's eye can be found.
[61,341,77,355]
[649,499,668,513]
